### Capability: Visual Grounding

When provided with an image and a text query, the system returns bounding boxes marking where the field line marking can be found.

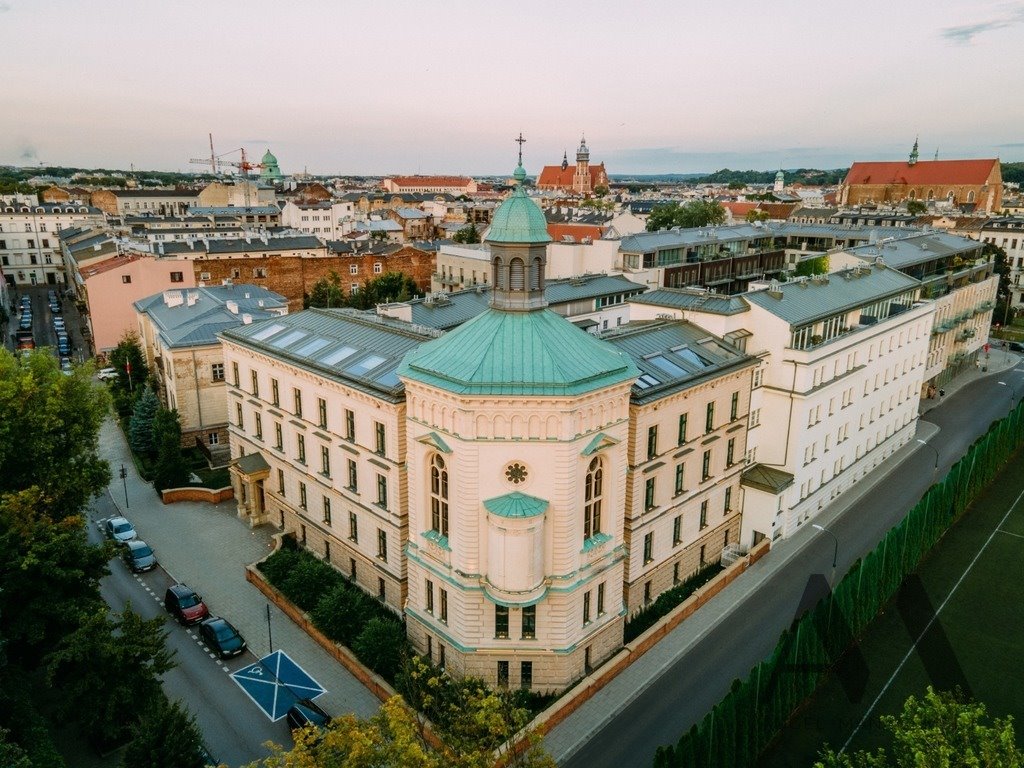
[841,484,1024,753]
[997,528,1024,541]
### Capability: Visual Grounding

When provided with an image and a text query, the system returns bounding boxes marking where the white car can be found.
[97,367,119,381]
[105,516,137,542]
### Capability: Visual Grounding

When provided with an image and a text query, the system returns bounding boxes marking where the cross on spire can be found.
[515,132,526,166]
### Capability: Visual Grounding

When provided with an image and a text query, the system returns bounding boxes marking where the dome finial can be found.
[513,132,527,184]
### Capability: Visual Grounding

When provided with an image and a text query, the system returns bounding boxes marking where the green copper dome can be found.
[262,149,278,164]
[398,308,639,397]
[487,186,551,244]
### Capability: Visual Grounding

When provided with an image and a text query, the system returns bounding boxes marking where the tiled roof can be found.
[389,176,472,187]
[221,308,439,402]
[399,308,639,397]
[547,223,605,242]
[189,206,280,216]
[112,189,199,198]
[601,319,755,404]
[844,159,999,187]
[537,163,607,189]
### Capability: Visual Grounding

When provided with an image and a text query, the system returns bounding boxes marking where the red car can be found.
[164,584,209,625]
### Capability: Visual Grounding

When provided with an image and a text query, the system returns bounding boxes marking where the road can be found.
[86,491,291,766]
[559,361,1024,768]
[6,283,88,360]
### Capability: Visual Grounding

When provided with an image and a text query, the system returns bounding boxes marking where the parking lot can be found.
[5,283,89,361]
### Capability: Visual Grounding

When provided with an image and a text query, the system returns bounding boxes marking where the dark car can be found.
[165,584,209,625]
[286,698,330,731]
[1008,341,1024,353]
[122,540,157,572]
[199,617,247,658]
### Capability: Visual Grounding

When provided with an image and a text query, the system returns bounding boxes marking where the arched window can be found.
[531,257,543,290]
[967,190,976,203]
[509,258,525,290]
[927,189,935,200]
[947,190,955,203]
[493,257,505,289]
[430,454,449,538]
[908,190,916,201]
[584,457,603,540]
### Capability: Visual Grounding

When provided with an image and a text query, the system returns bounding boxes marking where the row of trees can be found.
[305,270,422,311]
[654,398,1024,767]
[0,348,206,766]
[646,200,726,232]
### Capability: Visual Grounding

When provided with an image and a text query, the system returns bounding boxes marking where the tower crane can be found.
[189,134,265,209]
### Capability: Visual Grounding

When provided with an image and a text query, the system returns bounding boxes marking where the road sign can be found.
[231,650,326,721]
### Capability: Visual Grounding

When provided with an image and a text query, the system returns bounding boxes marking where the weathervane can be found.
[515,132,526,166]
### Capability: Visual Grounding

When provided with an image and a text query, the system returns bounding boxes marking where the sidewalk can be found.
[544,357,1022,764]
[919,348,1020,416]
[95,418,381,721]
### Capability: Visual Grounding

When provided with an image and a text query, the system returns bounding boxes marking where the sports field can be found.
[758,449,1024,766]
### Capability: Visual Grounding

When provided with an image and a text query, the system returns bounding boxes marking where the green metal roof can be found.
[398,308,639,396]
[486,186,551,244]
[483,491,548,518]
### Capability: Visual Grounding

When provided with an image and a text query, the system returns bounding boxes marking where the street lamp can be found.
[266,603,274,653]
[811,523,839,583]
[916,438,939,478]
[119,464,129,509]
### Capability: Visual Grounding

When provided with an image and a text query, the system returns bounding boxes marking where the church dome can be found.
[486,186,551,244]
[262,149,278,164]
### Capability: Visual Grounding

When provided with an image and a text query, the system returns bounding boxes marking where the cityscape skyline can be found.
[2,0,1023,174]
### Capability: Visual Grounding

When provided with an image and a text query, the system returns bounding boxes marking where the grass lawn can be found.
[758,450,1024,766]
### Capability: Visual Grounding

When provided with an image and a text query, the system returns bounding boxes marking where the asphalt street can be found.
[86,491,292,766]
[558,361,1024,768]
[6,283,88,360]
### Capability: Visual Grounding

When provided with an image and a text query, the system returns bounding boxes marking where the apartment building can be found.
[0,200,105,286]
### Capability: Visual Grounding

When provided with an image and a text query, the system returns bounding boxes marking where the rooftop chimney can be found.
[241,313,253,324]
[226,300,239,314]
[163,290,184,308]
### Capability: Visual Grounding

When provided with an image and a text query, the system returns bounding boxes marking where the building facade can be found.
[0,200,105,286]
[537,137,609,196]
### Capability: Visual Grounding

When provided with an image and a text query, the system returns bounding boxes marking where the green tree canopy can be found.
[816,688,1024,768]
[745,209,770,222]
[128,386,160,458]
[306,271,345,308]
[452,222,481,244]
[109,332,149,394]
[646,200,726,232]
[0,349,111,518]
[152,408,189,492]
[794,255,830,277]
[121,697,206,768]
[906,199,927,215]
[346,272,420,310]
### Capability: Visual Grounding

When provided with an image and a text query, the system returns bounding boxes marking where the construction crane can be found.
[189,134,265,209]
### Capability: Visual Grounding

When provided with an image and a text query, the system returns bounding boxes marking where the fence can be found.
[654,401,1024,768]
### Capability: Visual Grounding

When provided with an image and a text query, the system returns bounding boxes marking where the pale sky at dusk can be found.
[2,0,1023,175]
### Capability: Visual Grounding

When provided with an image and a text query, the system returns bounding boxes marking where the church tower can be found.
[573,135,592,194]
[774,169,785,194]
[398,144,638,689]
[908,137,919,166]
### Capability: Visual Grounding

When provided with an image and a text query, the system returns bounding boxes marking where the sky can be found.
[2,0,1023,176]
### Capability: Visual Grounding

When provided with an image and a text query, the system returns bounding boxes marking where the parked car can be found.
[1008,341,1024,353]
[19,313,31,330]
[57,334,70,356]
[198,617,247,659]
[105,516,137,542]
[19,296,30,308]
[53,317,66,332]
[15,330,34,351]
[50,301,62,315]
[97,367,119,381]
[164,584,209,625]
[60,357,73,376]
[122,540,157,572]
[286,698,330,731]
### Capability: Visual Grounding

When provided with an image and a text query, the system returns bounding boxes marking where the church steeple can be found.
[576,135,590,163]
[561,150,568,171]
[909,136,919,166]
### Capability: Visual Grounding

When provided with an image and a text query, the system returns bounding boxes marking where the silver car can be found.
[122,540,157,573]
[105,516,137,542]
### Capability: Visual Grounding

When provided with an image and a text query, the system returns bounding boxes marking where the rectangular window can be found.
[643,532,654,564]
[705,402,715,433]
[320,445,330,477]
[644,477,656,510]
[726,438,736,467]
[377,529,388,561]
[378,578,386,601]
[425,579,434,613]
[495,605,509,639]
[235,403,244,429]
[702,450,711,481]
[521,661,533,689]
[278,468,285,495]
[673,561,680,584]
[724,485,734,513]
[522,605,536,639]
[673,515,682,545]
[299,482,307,510]
[644,581,652,604]
[646,425,658,460]
[677,413,688,444]
[376,474,388,509]
[439,589,448,623]
[497,660,509,688]
[345,409,355,441]
[597,583,605,616]
[322,496,332,525]
[318,397,327,429]
[232,361,239,386]
[293,388,302,417]
[674,463,684,495]
[348,511,358,542]
[208,432,219,445]
[583,591,591,625]
[271,378,279,406]
[254,412,262,440]
[211,362,224,382]
[347,459,358,491]
[121,274,131,284]
[700,500,708,529]
[730,391,739,421]
[700,544,706,565]
[374,422,386,456]
[250,370,259,396]
[274,422,283,450]
[297,434,306,464]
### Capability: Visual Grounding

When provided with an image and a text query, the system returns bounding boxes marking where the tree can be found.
[0,348,111,519]
[151,409,189,492]
[352,617,408,679]
[815,688,1024,768]
[985,242,1012,328]
[452,222,480,244]
[45,605,175,741]
[906,199,927,215]
[646,200,726,231]
[794,255,830,277]
[121,697,206,768]
[109,332,148,395]
[593,184,610,197]
[728,181,746,190]
[745,209,770,222]
[306,271,345,309]
[0,727,33,768]
[128,386,160,458]
[346,272,420,310]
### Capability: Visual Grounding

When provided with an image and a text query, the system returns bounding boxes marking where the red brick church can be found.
[536,136,609,195]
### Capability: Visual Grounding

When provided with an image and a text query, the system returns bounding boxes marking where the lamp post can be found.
[811,523,838,584]
[916,438,939,479]
[119,464,129,509]
[266,603,273,654]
